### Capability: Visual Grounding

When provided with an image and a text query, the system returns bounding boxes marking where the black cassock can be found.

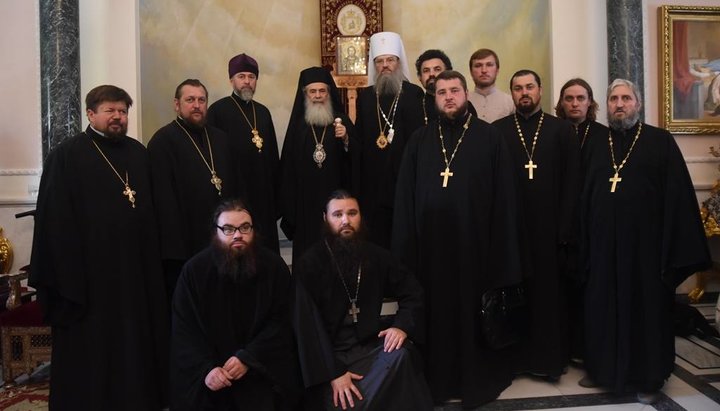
[279,115,354,264]
[208,95,281,252]
[580,122,711,392]
[494,111,580,377]
[576,118,608,158]
[293,241,432,411]
[147,119,244,298]
[392,114,523,407]
[569,119,608,359]
[171,246,298,410]
[354,81,424,249]
[30,128,168,410]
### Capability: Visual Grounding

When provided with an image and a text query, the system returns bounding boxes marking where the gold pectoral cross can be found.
[251,129,263,152]
[123,184,136,208]
[525,160,537,180]
[440,167,453,188]
[609,172,622,193]
[210,172,223,196]
[348,300,360,323]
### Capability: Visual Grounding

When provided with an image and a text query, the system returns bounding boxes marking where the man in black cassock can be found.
[148,79,243,301]
[279,67,354,265]
[493,69,580,381]
[171,199,297,410]
[29,85,168,409]
[555,78,608,158]
[580,79,711,404]
[392,71,523,407]
[415,49,477,126]
[294,190,432,411]
[554,78,608,361]
[354,32,424,249]
[208,53,281,252]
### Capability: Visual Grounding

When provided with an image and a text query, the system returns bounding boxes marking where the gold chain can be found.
[579,122,590,149]
[229,95,263,152]
[174,120,223,196]
[230,94,257,129]
[87,134,136,208]
[375,90,401,149]
[437,115,472,188]
[514,112,545,161]
[422,94,428,125]
[608,123,642,175]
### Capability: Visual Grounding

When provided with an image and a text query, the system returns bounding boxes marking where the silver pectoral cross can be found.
[348,300,360,323]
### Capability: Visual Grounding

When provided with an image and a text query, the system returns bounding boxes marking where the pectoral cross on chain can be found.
[210,172,223,196]
[525,160,537,180]
[123,184,136,208]
[348,300,360,323]
[609,172,622,193]
[440,167,454,188]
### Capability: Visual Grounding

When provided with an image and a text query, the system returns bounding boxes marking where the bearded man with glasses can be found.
[170,198,298,410]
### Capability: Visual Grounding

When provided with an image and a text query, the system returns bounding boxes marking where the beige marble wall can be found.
[139,0,550,145]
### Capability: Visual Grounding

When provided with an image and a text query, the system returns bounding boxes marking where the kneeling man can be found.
[171,199,297,410]
[293,190,433,410]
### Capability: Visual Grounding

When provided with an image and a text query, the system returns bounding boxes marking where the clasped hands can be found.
[204,356,248,391]
[331,327,407,409]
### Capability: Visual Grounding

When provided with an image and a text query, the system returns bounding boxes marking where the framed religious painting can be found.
[659,5,720,134]
[319,0,382,69]
[336,36,367,75]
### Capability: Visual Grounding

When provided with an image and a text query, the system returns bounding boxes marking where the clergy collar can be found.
[89,125,105,137]
[231,91,253,105]
[611,121,640,137]
[516,107,542,121]
[440,110,470,128]
[175,116,204,133]
[474,85,497,97]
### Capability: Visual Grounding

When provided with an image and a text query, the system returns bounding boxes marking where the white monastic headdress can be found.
[367,31,411,86]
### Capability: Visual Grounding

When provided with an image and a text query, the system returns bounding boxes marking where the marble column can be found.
[607,0,644,118]
[40,0,81,159]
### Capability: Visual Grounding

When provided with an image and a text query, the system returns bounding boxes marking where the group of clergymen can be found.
[28,30,712,410]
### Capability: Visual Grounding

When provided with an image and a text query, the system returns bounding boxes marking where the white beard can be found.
[304,97,334,126]
[237,88,254,102]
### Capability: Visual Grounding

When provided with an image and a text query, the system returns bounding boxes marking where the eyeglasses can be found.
[374,56,398,65]
[216,223,253,236]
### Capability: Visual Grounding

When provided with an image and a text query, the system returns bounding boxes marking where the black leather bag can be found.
[477,285,528,350]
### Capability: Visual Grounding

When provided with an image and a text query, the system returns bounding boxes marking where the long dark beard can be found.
[376,70,404,96]
[323,223,364,277]
[211,236,257,282]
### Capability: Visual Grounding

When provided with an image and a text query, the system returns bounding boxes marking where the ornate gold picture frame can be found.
[659,5,720,134]
[336,36,367,76]
[320,0,382,69]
